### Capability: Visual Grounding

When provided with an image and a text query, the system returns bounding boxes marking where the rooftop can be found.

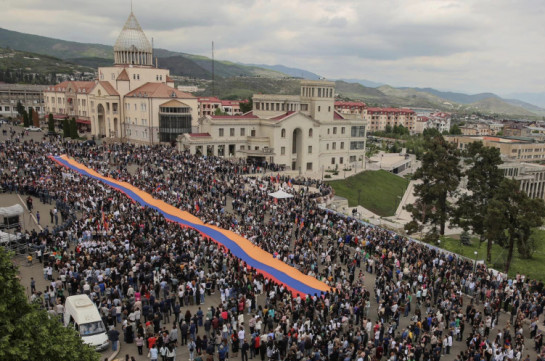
[126,82,195,99]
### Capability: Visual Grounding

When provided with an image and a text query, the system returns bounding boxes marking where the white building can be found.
[179,80,368,172]
[500,160,545,200]
[43,12,198,143]
[0,84,47,118]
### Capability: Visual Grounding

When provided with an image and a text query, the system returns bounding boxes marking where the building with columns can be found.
[43,11,197,143]
[179,80,368,172]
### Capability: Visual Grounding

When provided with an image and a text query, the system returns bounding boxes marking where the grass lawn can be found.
[328,170,409,216]
[438,229,545,280]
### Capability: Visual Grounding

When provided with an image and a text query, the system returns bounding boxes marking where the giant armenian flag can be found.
[50,155,332,297]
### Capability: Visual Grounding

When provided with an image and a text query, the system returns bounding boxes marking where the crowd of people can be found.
[2,132,545,361]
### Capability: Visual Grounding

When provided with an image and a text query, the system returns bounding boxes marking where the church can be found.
[43,12,198,143]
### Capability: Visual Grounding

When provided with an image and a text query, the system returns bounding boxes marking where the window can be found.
[328,106,331,112]
[281,128,286,138]
[340,157,344,164]
[308,146,312,154]
[219,128,224,137]
[341,127,345,134]
[327,128,330,135]
[308,129,313,137]
[333,127,337,134]
[251,130,256,137]
[318,106,321,112]
[281,147,286,155]
[240,145,245,150]
[306,162,313,171]
[350,141,365,150]
[331,157,335,165]
[332,142,336,150]
[351,126,366,137]
[240,128,245,136]
[340,142,344,150]
[230,128,235,136]
[326,144,329,150]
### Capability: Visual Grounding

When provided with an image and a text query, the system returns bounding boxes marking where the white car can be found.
[24,126,42,132]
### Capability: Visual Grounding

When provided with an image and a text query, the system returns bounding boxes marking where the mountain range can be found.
[0,26,543,118]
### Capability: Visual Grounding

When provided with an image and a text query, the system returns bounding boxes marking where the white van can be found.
[63,294,109,351]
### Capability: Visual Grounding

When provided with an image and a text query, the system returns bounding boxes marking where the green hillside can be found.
[0,47,94,84]
[199,78,301,99]
[466,97,537,117]
[0,27,112,59]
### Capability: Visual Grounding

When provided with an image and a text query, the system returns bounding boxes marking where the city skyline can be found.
[2,0,544,95]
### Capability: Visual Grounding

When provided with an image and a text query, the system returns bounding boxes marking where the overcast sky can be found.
[2,0,545,95]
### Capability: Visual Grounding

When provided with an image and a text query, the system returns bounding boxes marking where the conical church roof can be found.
[114,12,152,53]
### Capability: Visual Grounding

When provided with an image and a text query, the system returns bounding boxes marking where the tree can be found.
[23,110,30,127]
[484,178,545,273]
[69,117,78,139]
[16,101,25,117]
[0,248,99,361]
[449,124,462,135]
[384,124,393,134]
[365,142,379,159]
[214,108,227,116]
[63,118,70,138]
[31,108,39,127]
[454,142,503,262]
[422,128,441,138]
[239,97,253,113]
[405,135,461,237]
[48,113,55,132]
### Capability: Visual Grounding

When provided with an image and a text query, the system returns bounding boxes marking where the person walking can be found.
[149,344,158,361]
[108,326,120,351]
[136,333,145,355]
[189,339,197,361]
[241,339,249,361]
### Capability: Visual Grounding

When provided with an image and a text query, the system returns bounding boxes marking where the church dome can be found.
[114,12,153,66]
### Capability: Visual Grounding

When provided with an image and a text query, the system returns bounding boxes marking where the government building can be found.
[43,12,198,143]
[178,80,368,172]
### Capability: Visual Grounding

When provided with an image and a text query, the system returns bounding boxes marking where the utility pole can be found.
[212,41,215,97]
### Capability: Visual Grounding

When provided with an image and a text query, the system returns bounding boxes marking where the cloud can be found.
[1,0,544,93]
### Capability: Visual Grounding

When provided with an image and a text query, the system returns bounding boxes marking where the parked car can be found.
[24,126,42,132]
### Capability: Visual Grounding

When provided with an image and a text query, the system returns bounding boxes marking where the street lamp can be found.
[473,251,478,273]
[358,189,362,206]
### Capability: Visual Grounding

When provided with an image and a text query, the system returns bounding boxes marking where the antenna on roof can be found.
[130,0,133,13]
[212,41,215,97]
